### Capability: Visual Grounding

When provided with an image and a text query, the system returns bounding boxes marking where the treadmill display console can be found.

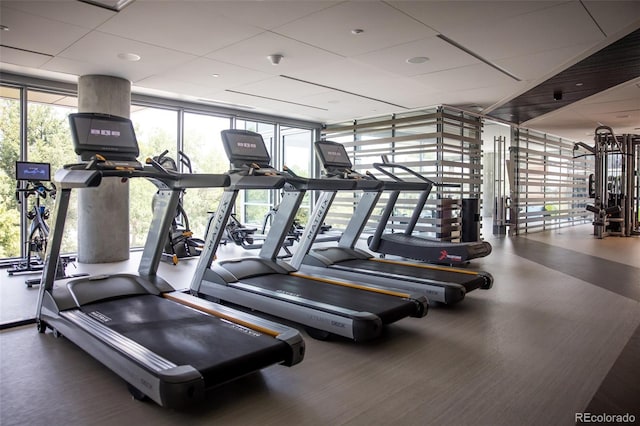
[315,141,353,169]
[221,129,271,167]
[69,112,139,161]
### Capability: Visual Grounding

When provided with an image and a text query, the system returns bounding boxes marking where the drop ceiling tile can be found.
[1,0,114,28]
[572,97,640,118]
[413,63,515,92]
[445,2,604,61]
[0,62,78,84]
[523,108,606,142]
[578,77,640,105]
[0,45,52,68]
[204,89,329,119]
[582,1,640,37]
[227,76,331,100]
[50,32,196,82]
[495,42,595,81]
[379,83,443,110]
[272,1,437,57]
[299,90,400,119]
[206,31,343,74]
[133,75,219,99]
[155,57,272,89]
[96,1,264,56]
[352,36,479,77]
[44,56,132,81]
[390,1,567,32]
[192,1,341,30]
[282,57,442,110]
[0,6,91,55]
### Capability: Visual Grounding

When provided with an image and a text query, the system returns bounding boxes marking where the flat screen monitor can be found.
[315,140,352,169]
[68,112,139,160]
[221,129,271,166]
[15,161,51,182]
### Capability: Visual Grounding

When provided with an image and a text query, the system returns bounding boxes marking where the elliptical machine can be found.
[8,161,83,287]
[151,150,205,264]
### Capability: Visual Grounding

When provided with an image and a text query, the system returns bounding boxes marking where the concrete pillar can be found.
[77,75,131,263]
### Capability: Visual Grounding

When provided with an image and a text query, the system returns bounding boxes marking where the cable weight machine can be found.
[574,126,639,238]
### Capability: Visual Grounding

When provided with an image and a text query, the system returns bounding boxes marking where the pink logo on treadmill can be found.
[440,250,462,262]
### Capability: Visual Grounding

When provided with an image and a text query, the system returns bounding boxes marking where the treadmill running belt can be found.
[337,259,486,292]
[240,274,418,324]
[81,295,290,385]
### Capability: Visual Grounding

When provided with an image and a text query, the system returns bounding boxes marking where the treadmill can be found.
[190,129,427,342]
[368,156,492,265]
[294,140,493,305]
[36,113,304,409]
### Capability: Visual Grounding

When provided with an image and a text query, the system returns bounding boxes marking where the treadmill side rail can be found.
[56,310,205,408]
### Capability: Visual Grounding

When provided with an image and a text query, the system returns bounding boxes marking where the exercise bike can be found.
[223,205,301,258]
[8,161,84,287]
[151,150,205,264]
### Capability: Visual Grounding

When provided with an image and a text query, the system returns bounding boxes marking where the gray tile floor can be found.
[1,225,639,426]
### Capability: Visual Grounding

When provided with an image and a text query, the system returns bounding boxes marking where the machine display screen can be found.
[221,129,271,165]
[15,161,51,182]
[315,141,352,169]
[68,113,139,159]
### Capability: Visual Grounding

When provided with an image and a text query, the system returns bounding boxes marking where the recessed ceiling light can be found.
[406,56,429,64]
[0,25,9,31]
[117,52,141,62]
[211,73,220,78]
[351,29,364,35]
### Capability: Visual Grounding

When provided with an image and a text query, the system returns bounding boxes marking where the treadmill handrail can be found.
[373,162,459,189]
[228,172,288,190]
[373,161,433,183]
[372,162,434,191]
[56,164,230,190]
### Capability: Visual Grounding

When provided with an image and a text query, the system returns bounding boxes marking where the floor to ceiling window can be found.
[281,126,313,226]
[128,106,179,247]
[181,112,231,238]
[0,77,321,263]
[0,87,80,259]
[0,86,23,258]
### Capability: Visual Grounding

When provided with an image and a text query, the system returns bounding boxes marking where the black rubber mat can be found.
[584,322,640,417]
[510,238,640,302]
